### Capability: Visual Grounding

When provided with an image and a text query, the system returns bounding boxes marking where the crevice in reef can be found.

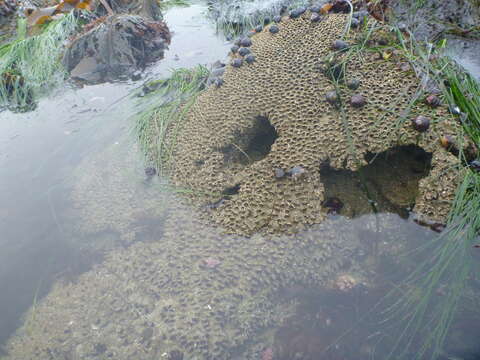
[321,145,432,218]
[222,183,241,196]
[217,115,278,166]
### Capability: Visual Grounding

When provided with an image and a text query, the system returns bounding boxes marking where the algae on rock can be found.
[156,12,464,236]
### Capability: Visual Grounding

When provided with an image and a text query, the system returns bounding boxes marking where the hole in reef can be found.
[222,184,240,196]
[320,145,432,219]
[217,115,278,166]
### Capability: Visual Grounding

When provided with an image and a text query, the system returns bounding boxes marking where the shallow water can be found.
[0,2,479,360]
[446,37,480,81]
[0,1,228,350]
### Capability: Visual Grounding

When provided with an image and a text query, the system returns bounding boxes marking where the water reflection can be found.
[0,1,228,350]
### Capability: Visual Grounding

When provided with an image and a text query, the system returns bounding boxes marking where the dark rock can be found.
[247,30,256,38]
[470,160,480,172]
[411,115,430,132]
[64,15,170,84]
[350,94,366,108]
[324,61,345,81]
[346,79,360,90]
[269,25,280,34]
[332,39,349,50]
[326,91,339,105]
[309,5,322,13]
[274,168,285,178]
[231,45,240,54]
[211,60,225,69]
[289,7,306,19]
[425,94,441,107]
[245,54,256,64]
[210,66,225,79]
[234,38,242,46]
[273,15,282,23]
[240,37,252,47]
[350,17,360,28]
[214,78,224,87]
[145,167,156,177]
[255,25,263,32]
[231,58,243,68]
[264,17,271,24]
[238,47,251,56]
[311,13,322,22]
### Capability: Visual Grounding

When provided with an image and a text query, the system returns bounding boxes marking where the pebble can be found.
[274,168,285,178]
[210,66,225,78]
[214,78,224,87]
[231,58,243,68]
[332,39,349,50]
[273,15,282,23]
[425,94,441,107]
[289,7,306,19]
[255,25,263,32]
[264,17,271,24]
[350,94,366,108]
[411,115,430,132]
[346,79,360,90]
[238,47,251,56]
[399,62,411,72]
[309,4,322,13]
[269,25,280,34]
[311,13,322,22]
[326,91,339,105]
[245,54,256,64]
[353,10,369,20]
[247,30,256,37]
[240,37,252,47]
[231,45,239,54]
[350,18,360,28]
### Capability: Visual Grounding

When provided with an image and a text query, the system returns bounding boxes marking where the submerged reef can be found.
[164,12,464,236]
[5,196,425,359]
